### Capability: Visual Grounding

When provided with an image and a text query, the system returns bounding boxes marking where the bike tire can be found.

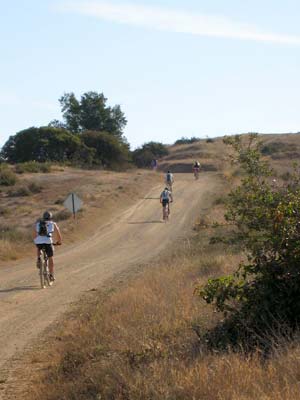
[40,264,45,289]
[163,206,169,222]
[45,259,52,287]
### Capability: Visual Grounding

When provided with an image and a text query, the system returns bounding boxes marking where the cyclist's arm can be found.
[54,223,62,244]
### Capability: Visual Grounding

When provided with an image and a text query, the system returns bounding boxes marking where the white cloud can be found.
[58,1,300,45]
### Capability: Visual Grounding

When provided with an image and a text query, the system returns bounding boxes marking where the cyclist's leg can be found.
[36,245,42,268]
[48,257,54,275]
[45,244,55,276]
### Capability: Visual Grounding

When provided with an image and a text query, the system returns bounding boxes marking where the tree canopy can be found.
[52,91,127,139]
[1,127,87,163]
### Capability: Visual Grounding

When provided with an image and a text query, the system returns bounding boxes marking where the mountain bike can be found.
[166,181,173,192]
[193,167,200,180]
[162,200,172,222]
[37,243,60,289]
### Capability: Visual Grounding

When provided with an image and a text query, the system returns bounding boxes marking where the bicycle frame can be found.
[38,247,52,289]
[162,202,169,221]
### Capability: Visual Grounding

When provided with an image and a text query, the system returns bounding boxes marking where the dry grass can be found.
[22,221,300,400]
[0,239,19,260]
[0,168,160,264]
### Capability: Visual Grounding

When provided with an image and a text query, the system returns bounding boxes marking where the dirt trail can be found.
[0,173,219,385]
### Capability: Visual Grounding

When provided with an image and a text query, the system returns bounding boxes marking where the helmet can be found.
[167,170,170,173]
[43,211,52,221]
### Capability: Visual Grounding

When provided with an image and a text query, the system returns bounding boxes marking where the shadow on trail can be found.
[0,285,39,293]
[128,220,163,225]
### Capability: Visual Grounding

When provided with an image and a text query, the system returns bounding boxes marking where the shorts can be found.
[36,244,54,258]
[162,199,169,207]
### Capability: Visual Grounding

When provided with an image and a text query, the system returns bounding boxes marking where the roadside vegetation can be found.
[16,133,300,400]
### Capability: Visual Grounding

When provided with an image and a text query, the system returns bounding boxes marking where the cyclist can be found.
[151,159,158,170]
[193,161,201,179]
[33,211,62,282]
[160,187,173,217]
[165,170,174,191]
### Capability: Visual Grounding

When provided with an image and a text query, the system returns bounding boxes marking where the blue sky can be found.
[1,0,300,149]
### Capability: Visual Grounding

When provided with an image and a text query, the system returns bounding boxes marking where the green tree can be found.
[59,91,127,138]
[1,127,88,163]
[81,131,130,168]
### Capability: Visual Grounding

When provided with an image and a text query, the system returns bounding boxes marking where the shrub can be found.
[174,137,200,145]
[28,182,43,193]
[197,134,300,350]
[261,141,295,156]
[15,161,51,174]
[0,165,17,186]
[132,142,168,168]
[53,209,72,221]
[1,127,84,163]
[8,186,31,197]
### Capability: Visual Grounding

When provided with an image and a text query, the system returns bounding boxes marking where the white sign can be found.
[64,193,82,216]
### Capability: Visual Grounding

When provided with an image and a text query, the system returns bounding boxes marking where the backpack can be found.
[161,190,170,200]
[38,220,48,236]
[166,173,172,182]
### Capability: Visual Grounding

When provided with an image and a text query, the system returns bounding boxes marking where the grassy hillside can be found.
[159,133,300,174]
[0,166,160,263]
[3,132,300,399]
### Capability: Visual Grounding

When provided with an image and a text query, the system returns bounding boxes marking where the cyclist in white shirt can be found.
[160,187,173,216]
[165,170,174,191]
[33,211,62,281]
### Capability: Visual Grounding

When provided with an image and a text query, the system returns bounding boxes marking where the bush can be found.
[261,141,295,155]
[28,182,43,193]
[132,142,168,168]
[0,165,17,186]
[1,127,84,163]
[53,209,72,221]
[197,134,300,350]
[15,161,51,174]
[174,137,200,145]
[8,186,31,197]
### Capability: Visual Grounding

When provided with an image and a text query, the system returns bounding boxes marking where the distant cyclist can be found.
[160,187,173,216]
[165,170,174,191]
[33,211,62,282]
[193,161,201,179]
[151,159,158,170]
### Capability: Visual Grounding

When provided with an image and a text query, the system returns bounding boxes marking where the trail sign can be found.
[64,193,82,218]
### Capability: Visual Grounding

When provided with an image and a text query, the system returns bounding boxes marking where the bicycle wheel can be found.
[44,258,52,287]
[163,205,169,221]
[40,262,45,289]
